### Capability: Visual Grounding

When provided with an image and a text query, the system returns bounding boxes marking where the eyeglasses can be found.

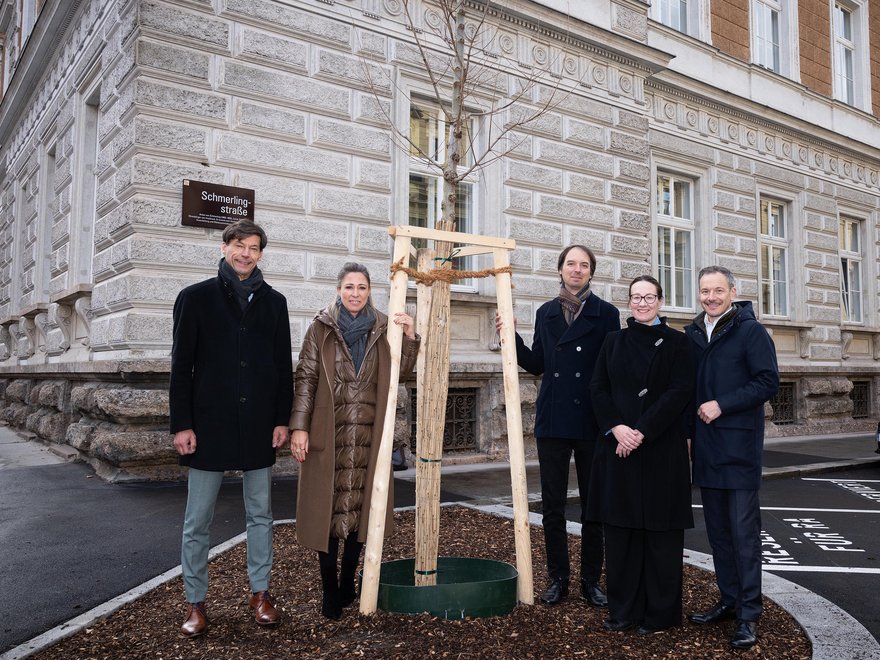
[629,294,658,305]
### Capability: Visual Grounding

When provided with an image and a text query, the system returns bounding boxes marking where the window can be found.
[658,0,688,32]
[656,173,694,309]
[833,3,855,104]
[71,79,100,286]
[753,0,781,71]
[407,102,477,288]
[839,216,863,323]
[758,198,789,316]
[831,0,869,109]
[850,381,870,419]
[770,382,796,424]
[409,387,478,452]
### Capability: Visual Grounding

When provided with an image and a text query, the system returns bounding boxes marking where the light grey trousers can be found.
[181,467,273,603]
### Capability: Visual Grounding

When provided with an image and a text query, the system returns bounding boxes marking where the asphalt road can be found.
[0,454,464,654]
[688,466,880,644]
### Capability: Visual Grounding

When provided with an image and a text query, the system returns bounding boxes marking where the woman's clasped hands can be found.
[611,424,644,458]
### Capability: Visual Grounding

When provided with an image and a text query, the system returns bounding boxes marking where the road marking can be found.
[803,478,880,483]
[693,505,880,514]
[763,565,880,574]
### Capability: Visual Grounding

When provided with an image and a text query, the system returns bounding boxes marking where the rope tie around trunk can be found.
[390,257,514,287]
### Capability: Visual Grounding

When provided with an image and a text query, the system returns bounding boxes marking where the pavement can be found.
[1,424,879,659]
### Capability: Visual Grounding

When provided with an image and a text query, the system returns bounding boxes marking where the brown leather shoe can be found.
[249,590,281,626]
[180,602,208,638]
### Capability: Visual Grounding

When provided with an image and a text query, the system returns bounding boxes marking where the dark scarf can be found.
[336,299,375,374]
[219,258,264,311]
[557,282,591,325]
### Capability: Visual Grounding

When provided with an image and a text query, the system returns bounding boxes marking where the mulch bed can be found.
[34,506,810,659]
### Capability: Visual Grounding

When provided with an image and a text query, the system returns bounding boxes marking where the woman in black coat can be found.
[587,275,694,634]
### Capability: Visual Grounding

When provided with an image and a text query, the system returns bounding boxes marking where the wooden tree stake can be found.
[360,233,410,614]
[493,247,535,604]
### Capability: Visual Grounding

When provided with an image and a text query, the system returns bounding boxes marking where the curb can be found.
[467,503,880,660]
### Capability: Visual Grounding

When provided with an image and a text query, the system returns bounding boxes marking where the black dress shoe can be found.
[540,578,568,605]
[603,617,634,631]
[730,620,758,649]
[637,624,668,635]
[687,601,736,624]
[580,580,608,608]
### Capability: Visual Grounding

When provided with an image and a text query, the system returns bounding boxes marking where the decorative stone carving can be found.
[74,296,92,347]
[798,328,810,359]
[34,313,50,354]
[20,317,37,358]
[489,310,501,352]
[49,303,73,353]
[841,331,853,360]
[0,325,11,361]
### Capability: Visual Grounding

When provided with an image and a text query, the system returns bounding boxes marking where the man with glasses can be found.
[684,265,778,649]
[497,245,619,607]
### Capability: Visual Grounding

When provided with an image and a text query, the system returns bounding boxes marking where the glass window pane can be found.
[658,176,671,216]
[410,106,440,160]
[674,180,690,219]
[455,183,472,234]
[850,261,862,321]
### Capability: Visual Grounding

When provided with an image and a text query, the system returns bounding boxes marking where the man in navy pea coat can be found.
[684,265,778,650]
[499,245,620,607]
[170,221,293,638]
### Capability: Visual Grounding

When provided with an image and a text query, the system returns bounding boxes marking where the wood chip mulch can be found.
[34,506,810,659]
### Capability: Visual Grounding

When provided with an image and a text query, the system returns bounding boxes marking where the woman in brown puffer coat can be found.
[289,262,419,619]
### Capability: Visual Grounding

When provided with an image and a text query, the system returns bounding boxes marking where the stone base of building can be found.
[0,361,876,481]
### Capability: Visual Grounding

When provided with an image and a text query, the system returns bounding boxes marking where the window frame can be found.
[655,172,696,311]
[838,215,864,324]
[405,97,481,293]
[650,0,710,40]
[750,0,799,79]
[830,0,870,110]
[757,197,791,318]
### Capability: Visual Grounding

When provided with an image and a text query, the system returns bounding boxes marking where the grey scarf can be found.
[335,299,375,373]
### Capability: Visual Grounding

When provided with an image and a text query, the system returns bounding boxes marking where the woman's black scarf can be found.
[219,258,264,311]
[336,299,375,374]
[557,281,591,325]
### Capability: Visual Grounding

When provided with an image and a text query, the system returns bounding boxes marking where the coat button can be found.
[576,346,581,351]
[239,396,247,403]
[554,372,559,377]
[573,398,580,405]
[240,361,247,368]
[638,389,648,397]
[575,372,580,378]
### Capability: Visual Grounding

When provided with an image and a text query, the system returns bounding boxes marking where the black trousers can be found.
[604,524,684,629]
[537,437,603,583]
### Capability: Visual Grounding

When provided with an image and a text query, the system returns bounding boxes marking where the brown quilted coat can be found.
[290,306,419,553]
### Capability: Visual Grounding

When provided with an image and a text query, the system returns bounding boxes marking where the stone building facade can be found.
[0,0,877,480]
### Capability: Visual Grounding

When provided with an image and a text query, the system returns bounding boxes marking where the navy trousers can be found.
[700,487,762,622]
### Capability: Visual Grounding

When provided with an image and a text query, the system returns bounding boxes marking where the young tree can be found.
[362,0,579,591]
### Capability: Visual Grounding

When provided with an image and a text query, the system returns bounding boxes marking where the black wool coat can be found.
[169,275,293,472]
[587,318,694,531]
[515,293,620,441]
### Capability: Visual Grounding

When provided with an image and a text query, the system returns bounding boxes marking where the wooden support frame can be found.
[359,225,533,614]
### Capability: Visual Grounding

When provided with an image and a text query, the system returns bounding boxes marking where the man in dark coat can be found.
[170,220,293,638]
[499,245,620,607]
[684,265,779,650]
